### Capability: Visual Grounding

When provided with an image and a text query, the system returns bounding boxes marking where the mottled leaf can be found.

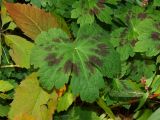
[31,24,112,102]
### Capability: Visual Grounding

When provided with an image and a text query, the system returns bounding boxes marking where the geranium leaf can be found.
[31,24,113,102]
[71,0,112,25]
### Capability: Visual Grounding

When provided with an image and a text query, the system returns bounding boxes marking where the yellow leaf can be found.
[40,92,58,120]
[13,113,36,120]
[4,35,34,68]
[0,80,14,92]
[8,73,57,120]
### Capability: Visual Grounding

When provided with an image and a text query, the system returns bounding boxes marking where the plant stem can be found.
[97,98,115,119]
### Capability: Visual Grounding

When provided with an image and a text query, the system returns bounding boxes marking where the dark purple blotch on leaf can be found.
[97,2,105,9]
[155,23,160,30]
[44,46,52,51]
[97,43,108,56]
[137,13,147,20]
[64,60,79,75]
[151,32,160,40]
[120,39,127,46]
[120,28,128,38]
[72,63,79,75]
[53,38,61,43]
[64,60,72,73]
[44,53,62,66]
[85,62,94,73]
[89,56,103,67]
[89,7,99,15]
[131,39,138,47]
[99,0,105,3]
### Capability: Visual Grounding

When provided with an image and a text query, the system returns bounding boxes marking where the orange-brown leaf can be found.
[5,2,59,40]
[13,113,36,120]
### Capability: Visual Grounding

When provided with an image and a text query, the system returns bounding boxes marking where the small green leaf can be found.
[105,0,120,5]
[117,43,134,61]
[153,0,160,6]
[151,75,160,93]
[57,92,74,112]
[63,106,101,120]
[0,104,10,117]
[135,92,149,111]
[97,98,115,119]
[96,6,112,24]
[110,79,143,98]
[0,80,14,92]
[134,109,152,120]
[134,40,159,57]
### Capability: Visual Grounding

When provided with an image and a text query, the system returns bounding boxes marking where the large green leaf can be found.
[31,24,114,102]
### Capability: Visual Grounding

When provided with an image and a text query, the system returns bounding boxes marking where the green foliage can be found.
[57,91,74,112]
[0,80,14,92]
[31,24,119,102]
[71,0,113,25]
[148,108,160,120]
[54,106,101,120]
[0,105,10,117]
[1,0,160,119]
